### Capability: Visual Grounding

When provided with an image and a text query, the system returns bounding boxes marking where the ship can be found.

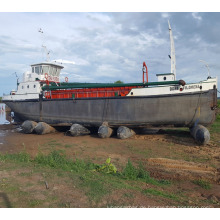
[2,22,218,129]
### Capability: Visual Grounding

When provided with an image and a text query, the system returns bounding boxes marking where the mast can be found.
[39,28,50,62]
[168,21,176,80]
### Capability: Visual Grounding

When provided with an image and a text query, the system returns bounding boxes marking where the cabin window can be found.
[163,76,167,81]
[54,68,57,76]
[35,66,40,74]
[51,67,55,76]
[32,67,34,73]
[27,85,29,89]
[34,85,36,88]
[53,67,57,76]
[42,66,49,75]
[55,68,60,76]
[49,67,54,75]
[39,66,42,74]
[22,86,24,89]
[56,69,61,75]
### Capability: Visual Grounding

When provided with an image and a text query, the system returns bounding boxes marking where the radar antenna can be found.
[38,28,50,62]
[199,60,211,79]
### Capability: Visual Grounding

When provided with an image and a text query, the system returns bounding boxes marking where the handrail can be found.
[42,80,182,91]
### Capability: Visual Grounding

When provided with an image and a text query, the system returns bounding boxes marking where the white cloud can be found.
[87,13,111,23]
[0,12,220,96]
[192,12,202,21]
[52,59,76,65]
[161,13,170,18]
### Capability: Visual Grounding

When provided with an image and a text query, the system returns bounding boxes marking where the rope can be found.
[188,92,202,127]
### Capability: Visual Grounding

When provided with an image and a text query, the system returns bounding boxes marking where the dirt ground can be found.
[0,124,220,208]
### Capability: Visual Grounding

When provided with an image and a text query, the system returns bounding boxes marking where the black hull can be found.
[4,89,217,128]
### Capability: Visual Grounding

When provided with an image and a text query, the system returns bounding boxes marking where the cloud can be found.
[192,12,202,21]
[52,59,76,65]
[0,12,220,96]
[161,13,170,18]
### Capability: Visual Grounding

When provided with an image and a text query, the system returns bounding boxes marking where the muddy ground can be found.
[0,124,220,208]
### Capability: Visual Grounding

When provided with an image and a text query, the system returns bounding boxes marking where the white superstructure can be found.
[3,62,63,101]
[127,77,217,97]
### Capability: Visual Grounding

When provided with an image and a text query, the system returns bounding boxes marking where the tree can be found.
[114,80,124,84]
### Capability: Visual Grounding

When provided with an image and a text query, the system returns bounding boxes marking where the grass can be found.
[0,150,169,187]
[0,151,31,163]
[211,114,220,133]
[143,188,179,201]
[192,179,212,190]
[1,134,219,208]
[122,159,171,186]
[209,100,220,144]
[0,150,174,206]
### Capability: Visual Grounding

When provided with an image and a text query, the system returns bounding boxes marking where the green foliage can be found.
[0,150,176,206]
[79,174,107,202]
[114,80,124,84]
[122,160,171,186]
[210,100,220,134]
[192,179,212,189]
[157,179,171,185]
[122,159,139,180]
[34,150,95,172]
[0,151,30,163]
[143,188,179,201]
[95,158,117,174]
[210,113,220,133]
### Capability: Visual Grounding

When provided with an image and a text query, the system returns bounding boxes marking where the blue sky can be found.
[0,11,220,96]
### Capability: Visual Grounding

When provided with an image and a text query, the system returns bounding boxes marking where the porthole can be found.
[34,85,36,88]
[163,76,167,81]
[27,85,29,89]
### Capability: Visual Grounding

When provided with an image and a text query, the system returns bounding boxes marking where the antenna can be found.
[13,72,18,78]
[42,45,50,62]
[12,72,19,90]
[199,60,211,78]
[38,28,50,62]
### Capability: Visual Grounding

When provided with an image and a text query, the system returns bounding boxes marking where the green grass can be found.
[0,150,172,205]
[0,151,169,187]
[192,179,212,190]
[143,188,179,201]
[210,100,220,139]
[0,151,31,163]
[122,159,171,186]
[34,150,95,172]
[64,144,72,148]
[211,114,220,133]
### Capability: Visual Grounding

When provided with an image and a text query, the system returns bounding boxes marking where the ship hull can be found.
[4,89,217,128]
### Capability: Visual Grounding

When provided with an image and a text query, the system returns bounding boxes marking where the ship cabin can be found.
[28,62,64,83]
[156,73,175,82]
[16,62,64,96]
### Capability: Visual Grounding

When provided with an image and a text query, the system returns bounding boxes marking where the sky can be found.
[0,11,220,96]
